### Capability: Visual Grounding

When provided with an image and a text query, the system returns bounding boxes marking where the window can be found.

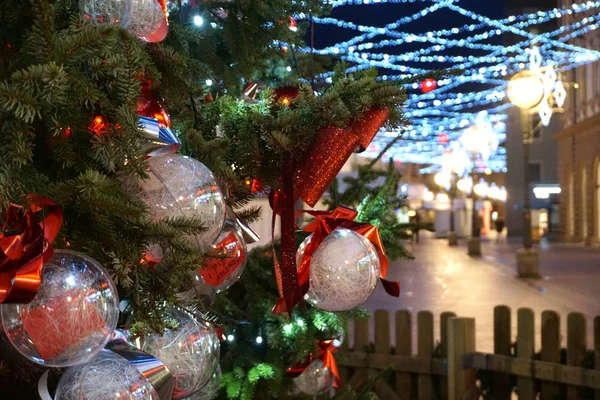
[529,162,542,183]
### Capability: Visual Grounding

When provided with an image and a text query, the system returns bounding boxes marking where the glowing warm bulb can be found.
[507,70,545,109]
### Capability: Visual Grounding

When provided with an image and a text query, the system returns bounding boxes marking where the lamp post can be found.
[507,69,545,278]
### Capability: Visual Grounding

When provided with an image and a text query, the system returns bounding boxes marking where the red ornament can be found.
[437,133,448,144]
[200,228,246,291]
[137,85,171,128]
[420,78,437,93]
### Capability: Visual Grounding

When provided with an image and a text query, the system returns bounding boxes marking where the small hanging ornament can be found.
[293,360,333,396]
[420,78,437,93]
[1,250,120,367]
[142,308,220,399]
[288,339,341,395]
[199,220,247,292]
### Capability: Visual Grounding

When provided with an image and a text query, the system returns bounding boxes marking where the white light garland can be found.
[289,0,599,171]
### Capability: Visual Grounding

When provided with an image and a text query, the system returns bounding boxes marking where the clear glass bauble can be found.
[200,220,247,293]
[126,154,226,254]
[296,227,380,311]
[142,308,220,399]
[183,365,221,400]
[128,0,165,39]
[55,349,160,400]
[293,359,333,396]
[177,273,216,310]
[1,250,119,367]
[79,0,131,27]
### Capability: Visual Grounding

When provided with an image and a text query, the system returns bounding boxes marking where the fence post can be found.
[594,316,600,400]
[494,305,512,400]
[418,311,434,400]
[517,308,535,400]
[440,312,457,400]
[395,310,412,400]
[338,324,350,385]
[447,317,476,400]
[567,312,587,400]
[540,310,560,400]
[347,316,370,389]
[373,310,400,400]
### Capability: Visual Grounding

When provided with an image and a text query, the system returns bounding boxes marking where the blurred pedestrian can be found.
[495,218,505,243]
[410,211,421,243]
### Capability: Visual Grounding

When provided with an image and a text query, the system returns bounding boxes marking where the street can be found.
[363,233,600,353]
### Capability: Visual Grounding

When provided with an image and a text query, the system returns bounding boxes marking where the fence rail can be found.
[336,306,600,400]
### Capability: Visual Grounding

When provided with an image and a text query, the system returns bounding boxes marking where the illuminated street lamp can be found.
[506,47,561,278]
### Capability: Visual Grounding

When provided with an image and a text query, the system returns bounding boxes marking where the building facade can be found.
[555,0,600,243]
[504,0,561,238]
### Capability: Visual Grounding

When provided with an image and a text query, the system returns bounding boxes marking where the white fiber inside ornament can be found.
[0,250,119,367]
[293,359,333,396]
[125,154,226,254]
[55,350,160,400]
[127,0,165,38]
[80,0,131,27]
[142,308,220,399]
[296,228,380,311]
[184,365,221,400]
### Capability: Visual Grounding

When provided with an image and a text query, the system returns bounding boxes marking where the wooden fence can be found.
[336,306,600,399]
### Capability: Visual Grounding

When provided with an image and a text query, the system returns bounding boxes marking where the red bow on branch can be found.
[287,339,341,389]
[272,205,400,314]
[0,195,62,303]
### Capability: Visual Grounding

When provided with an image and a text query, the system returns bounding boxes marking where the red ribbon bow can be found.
[0,195,62,303]
[273,205,400,314]
[287,339,341,389]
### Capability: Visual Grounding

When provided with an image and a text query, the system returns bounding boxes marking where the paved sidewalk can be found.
[362,233,600,353]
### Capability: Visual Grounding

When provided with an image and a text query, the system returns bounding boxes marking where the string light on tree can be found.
[193,15,204,26]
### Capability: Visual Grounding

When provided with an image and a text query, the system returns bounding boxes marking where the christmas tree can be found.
[0,1,410,399]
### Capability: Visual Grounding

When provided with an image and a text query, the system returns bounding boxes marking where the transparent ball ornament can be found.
[55,350,160,400]
[293,359,333,396]
[126,154,226,254]
[142,308,221,399]
[296,227,380,311]
[0,250,119,367]
[128,0,166,39]
[79,0,131,27]
[199,220,247,292]
[184,365,221,400]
